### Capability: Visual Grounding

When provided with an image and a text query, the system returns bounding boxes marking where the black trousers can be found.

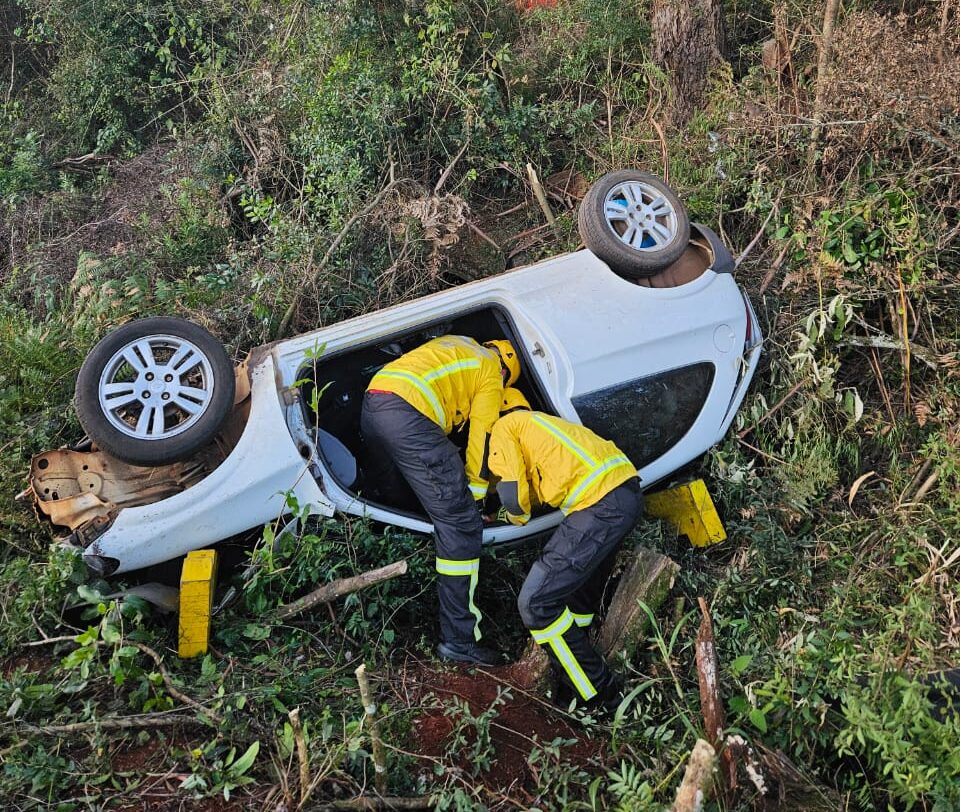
[360,392,484,645]
[518,479,643,700]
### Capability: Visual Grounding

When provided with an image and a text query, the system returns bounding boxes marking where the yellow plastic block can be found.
[178,549,218,658]
[645,479,726,547]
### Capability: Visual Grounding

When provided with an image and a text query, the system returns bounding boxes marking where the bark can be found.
[356,663,388,795]
[598,547,679,659]
[671,738,716,812]
[695,598,723,747]
[320,798,433,811]
[276,560,408,620]
[805,0,841,173]
[651,0,725,125]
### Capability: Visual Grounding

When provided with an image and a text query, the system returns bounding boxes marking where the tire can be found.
[75,317,235,466]
[578,170,691,278]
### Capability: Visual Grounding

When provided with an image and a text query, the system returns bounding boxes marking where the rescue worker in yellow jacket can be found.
[360,335,521,666]
[488,388,642,710]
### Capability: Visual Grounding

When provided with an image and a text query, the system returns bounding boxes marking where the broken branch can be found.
[289,707,311,808]
[355,663,388,795]
[670,738,716,812]
[525,163,556,228]
[276,560,408,620]
[28,714,202,735]
[320,798,433,811]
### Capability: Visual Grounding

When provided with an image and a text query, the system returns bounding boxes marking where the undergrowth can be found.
[0,0,957,808]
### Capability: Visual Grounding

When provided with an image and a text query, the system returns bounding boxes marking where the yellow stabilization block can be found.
[178,549,218,658]
[645,479,726,547]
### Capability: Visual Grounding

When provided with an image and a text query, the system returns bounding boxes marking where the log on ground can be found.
[598,547,679,659]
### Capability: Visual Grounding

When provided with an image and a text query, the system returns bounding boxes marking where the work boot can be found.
[584,674,625,718]
[552,673,624,717]
[436,640,506,667]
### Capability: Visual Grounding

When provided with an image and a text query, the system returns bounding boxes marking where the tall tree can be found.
[651,0,725,125]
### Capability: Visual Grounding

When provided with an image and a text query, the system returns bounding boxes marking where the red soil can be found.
[400,659,606,796]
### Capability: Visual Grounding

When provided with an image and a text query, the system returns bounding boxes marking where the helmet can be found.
[484,339,520,386]
[500,387,531,414]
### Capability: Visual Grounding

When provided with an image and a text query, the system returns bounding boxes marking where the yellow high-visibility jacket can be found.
[367,335,503,500]
[488,411,637,524]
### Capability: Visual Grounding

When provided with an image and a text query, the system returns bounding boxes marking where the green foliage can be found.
[0,0,958,808]
[240,496,433,651]
[443,688,511,776]
[818,179,936,285]
[16,0,252,154]
[0,116,46,208]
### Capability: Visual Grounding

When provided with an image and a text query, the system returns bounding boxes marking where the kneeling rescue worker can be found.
[360,335,521,666]
[488,388,643,711]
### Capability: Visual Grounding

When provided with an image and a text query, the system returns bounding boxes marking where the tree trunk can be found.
[651,0,725,125]
[598,547,679,660]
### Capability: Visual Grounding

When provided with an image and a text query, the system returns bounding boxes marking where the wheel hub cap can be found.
[97,334,215,441]
[603,181,679,252]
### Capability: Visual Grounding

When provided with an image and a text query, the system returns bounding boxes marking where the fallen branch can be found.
[695,598,735,795]
[27,714,202,735]
[525,163,556,228]
[671,738,716,812]
[355,664,388,795]
[466,221,501,253]
[840,335,939,369]
[695,598,723,748]
[738,380,804,439]
[434,139,471,194]
[320,797,433,811]
[276,560,408,620]
[289,707,311,808]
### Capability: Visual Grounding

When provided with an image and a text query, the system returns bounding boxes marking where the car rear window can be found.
[572,362,715,468]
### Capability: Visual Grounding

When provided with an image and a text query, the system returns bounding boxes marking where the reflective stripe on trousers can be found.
[436,557,482,641]
[531,607,597,700]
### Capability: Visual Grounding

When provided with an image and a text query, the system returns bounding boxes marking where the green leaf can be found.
[77,584,102,604]
[749,708,768,733]
[842,241,859,265]
[242,623,272,641]
[730,654,753,677]
[228,741,260,778]
[101,621,121,645]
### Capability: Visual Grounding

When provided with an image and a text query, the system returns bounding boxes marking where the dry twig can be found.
[289,707,311,808]
[131,641,222,723]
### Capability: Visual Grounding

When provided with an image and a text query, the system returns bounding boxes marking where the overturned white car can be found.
[28,171,762,575]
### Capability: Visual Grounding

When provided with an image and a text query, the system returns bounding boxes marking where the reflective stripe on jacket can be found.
[488,411,637,523]
[368,335,503,499]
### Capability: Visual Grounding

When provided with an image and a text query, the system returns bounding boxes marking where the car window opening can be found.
[296,305,555,521]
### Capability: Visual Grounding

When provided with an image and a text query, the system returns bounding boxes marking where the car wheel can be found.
[75,317,235,466]
[578,170,691,278]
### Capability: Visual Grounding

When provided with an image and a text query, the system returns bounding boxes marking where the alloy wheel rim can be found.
[97,334,215,441]
[602,181,679,251]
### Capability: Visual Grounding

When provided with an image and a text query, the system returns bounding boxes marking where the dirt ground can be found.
[397,658,606,798]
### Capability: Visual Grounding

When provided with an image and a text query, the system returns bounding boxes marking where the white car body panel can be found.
[87,356,333,573]
[84,248,761,573]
